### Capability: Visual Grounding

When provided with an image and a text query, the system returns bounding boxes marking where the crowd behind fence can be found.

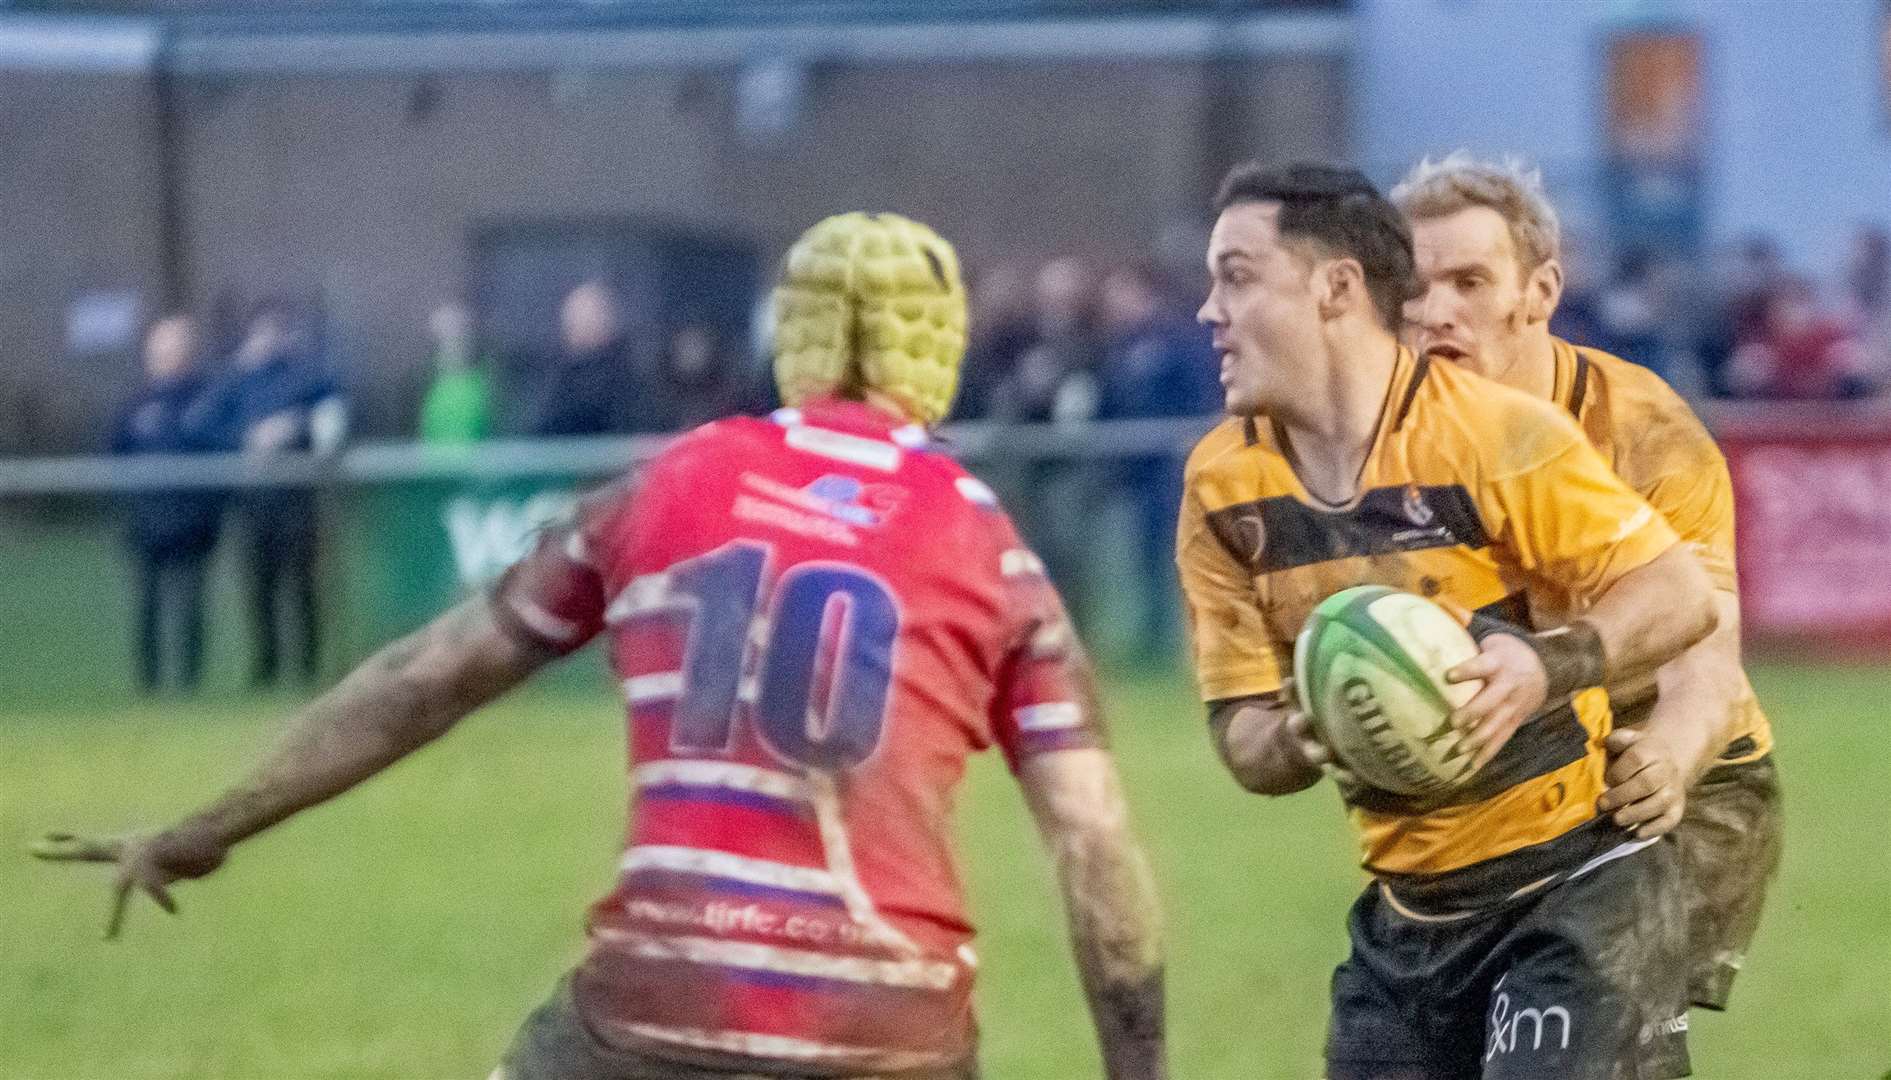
[5,221,1890,696]
[9,397,1891,705]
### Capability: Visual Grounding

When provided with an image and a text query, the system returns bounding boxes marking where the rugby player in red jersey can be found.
[34,213,1167,1080]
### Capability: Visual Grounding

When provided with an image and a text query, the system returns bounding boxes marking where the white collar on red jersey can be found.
[771,400,930,450]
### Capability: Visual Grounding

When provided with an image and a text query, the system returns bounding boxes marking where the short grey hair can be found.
[1391,152,1561,272]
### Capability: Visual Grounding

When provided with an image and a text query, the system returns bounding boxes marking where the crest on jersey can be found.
[1205,501,1270,569]
[741,472,906,530]
[1403,484,1436,527]
[804,474,907,526]
[1236,510,1267,561]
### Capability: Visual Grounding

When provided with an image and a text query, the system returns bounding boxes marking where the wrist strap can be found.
[1469,617,1607,700]
[1530,622,1607,699]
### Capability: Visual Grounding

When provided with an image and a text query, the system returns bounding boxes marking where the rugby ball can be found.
[1293,586,1484,795]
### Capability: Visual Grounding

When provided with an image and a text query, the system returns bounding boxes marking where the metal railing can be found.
[0,416,1221,498]
[6,401,1891,499]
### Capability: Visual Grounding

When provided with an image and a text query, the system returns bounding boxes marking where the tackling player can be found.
[1393,153,1781,1013]
[34,213,1167,1080]
[1179,163,1719,1080]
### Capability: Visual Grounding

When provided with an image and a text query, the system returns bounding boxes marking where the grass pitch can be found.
[1,663,1885,1079]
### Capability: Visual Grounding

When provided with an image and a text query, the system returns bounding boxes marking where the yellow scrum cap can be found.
[769,212,968,427]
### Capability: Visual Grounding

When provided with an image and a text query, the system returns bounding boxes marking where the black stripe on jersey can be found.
[1568,352,1591,417]
[1204,484,1491,573]
[1391,354,1432,431]
[1375,816,1628,912]
[1343,700,1590,816]
[1474,591,1531,629]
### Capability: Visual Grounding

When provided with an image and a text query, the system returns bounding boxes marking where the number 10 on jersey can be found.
[622,540,900,770]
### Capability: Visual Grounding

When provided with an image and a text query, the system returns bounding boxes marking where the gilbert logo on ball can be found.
[1293,585,1484,795]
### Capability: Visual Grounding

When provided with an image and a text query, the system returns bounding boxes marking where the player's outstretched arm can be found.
[32,593,556,936]
[1450,543,1717,769]
[1579,542,1718,689]
[1017,747,1168,1080]
[1598,589,1744,838]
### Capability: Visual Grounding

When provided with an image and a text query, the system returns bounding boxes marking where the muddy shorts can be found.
[494,976,979,1080]
[1671,754,1782,1010]
[1327,834,1692,1080]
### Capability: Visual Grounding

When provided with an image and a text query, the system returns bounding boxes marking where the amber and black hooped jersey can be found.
[1179,347,1680,883]
[1545,338,1772,765]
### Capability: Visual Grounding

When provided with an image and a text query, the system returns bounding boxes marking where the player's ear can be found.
[1316,258,1366,320]
[1524,258,1564,326]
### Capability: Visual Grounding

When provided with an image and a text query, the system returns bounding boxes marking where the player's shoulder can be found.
[642,412,784,474]
[680,411,778,449]
[1578,343,1684,405]
[917,452,1010,514]
[901,444,1032,554]
[1184,416,1250,478]
[1184,415,1290,482]
[1567,343,1727,491]
[1419,357,1588,478]
[1423,350,1580,428]
[1183,415,1304,514]
[622,417,725,496]
[1577,345,1717,445]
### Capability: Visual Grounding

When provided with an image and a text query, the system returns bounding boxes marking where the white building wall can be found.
[1355,0,1891,269]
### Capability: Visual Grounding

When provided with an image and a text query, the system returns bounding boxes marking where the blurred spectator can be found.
[416,299,494,445]
[201,298,348,687]
[1694,234,1788,396]
[1840,224,1891,385]
[108,315,223,694]
[956,260,1035,420]
[1727,276,1869,400]
[1096,261,1218,422]
[1594,247,1665,377]
[1647,252,1719,398]
[1725,234,1789,347]
[991,256,1103,423]
[1095,259,1218,662]
[646,322,767,431]
[1547,228,1607,347]
[511,280,644,437]
[989,256,1105,631]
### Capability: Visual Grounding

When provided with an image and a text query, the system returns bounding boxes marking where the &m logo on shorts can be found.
[1486,989,1573,1062]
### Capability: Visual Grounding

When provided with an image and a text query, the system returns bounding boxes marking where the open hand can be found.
[1597,728,1687,839]
[1445,632,1550,770]
[30,824,228,939]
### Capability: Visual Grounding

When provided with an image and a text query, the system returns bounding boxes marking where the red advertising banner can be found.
[1715,406,1891,650]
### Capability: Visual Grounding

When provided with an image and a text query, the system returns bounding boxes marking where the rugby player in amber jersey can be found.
[1394,153,1781,1013]
[1178,162,1718,1080]
[34,213,1166,1080]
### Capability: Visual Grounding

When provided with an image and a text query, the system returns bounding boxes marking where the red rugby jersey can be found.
[493,396,1100,1075]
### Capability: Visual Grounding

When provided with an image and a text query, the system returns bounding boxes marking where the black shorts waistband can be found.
[1370,817,1642,914]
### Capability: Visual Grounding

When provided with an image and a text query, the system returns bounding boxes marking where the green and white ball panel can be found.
[1294,586,1483,796]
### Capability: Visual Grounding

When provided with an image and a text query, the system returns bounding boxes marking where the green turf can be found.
[1,663,1885,1078]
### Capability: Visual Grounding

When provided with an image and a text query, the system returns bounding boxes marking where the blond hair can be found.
[1391,152,1561,272]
